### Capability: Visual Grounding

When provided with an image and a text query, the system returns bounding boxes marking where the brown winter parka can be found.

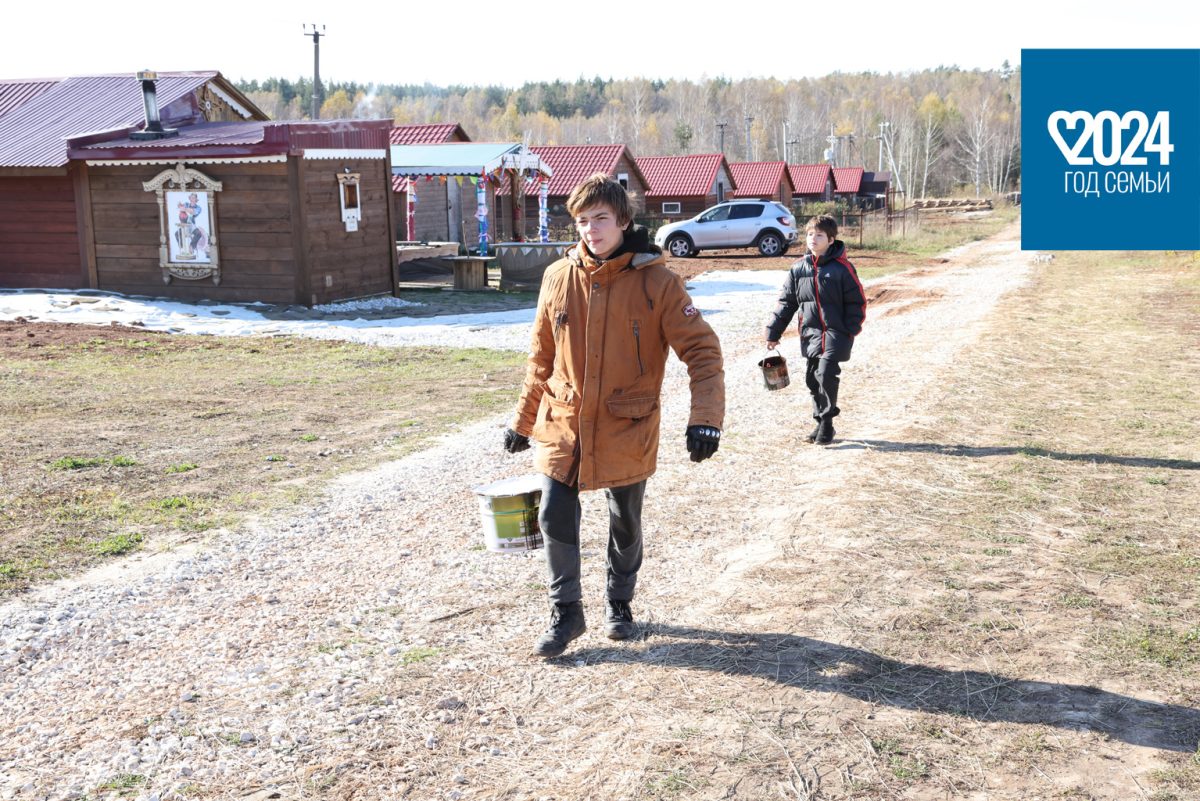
[510,242,725,491]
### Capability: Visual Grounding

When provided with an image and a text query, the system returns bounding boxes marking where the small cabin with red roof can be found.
[497,144,647,234]
[728,161,795,206]
[635,153,736,218]
[788,163,834,204]
[832,167,865,200]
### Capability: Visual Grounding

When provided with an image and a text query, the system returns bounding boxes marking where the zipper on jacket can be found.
[811,256,828,355]
[632,320,645,376]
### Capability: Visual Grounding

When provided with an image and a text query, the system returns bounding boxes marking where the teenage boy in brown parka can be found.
[504,173,725,658]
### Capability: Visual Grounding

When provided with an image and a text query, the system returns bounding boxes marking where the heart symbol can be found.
[1047,111,1093,165]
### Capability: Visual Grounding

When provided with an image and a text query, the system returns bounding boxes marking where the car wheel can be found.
[666,234,695,258]
[756,231,784,257]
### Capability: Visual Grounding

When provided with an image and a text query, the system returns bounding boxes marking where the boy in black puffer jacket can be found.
[764,215,867,444]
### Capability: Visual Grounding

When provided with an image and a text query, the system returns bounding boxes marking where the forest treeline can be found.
[235,64,1019,198]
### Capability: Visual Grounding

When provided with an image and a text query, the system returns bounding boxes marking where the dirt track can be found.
[3,223,1190,800]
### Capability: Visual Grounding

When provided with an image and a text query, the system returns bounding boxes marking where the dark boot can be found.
[815,418,836,445]
[804,420,821,443]
[604,599,636,641]
[532,601,586,658]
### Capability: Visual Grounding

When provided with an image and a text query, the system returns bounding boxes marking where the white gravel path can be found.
[0,226,1030,800]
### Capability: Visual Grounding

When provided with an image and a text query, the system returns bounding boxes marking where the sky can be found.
[6,1,1195,88]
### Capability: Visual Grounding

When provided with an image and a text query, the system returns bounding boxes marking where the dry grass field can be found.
[0,331,526,595]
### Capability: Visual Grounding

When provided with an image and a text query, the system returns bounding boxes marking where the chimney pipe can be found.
[129,70,179,140]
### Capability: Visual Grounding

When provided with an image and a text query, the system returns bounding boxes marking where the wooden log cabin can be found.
[69,118,396,306]
[2,71,396,306]
[0,71,266,290]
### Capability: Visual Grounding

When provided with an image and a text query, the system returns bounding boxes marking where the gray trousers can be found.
[539,475,646,605]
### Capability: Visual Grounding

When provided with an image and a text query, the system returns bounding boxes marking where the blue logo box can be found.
[1022,49,1200,250]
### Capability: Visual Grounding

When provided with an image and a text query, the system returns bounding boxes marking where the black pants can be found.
[539,475,646,605]
[805,356,842,420]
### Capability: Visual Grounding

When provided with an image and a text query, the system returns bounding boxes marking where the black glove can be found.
[503,428,530,454]
[685,425,721,463]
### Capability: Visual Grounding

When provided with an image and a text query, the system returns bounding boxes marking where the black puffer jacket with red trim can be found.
[764,240,867,361]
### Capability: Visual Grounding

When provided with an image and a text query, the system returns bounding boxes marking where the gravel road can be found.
[0,226,1030,800]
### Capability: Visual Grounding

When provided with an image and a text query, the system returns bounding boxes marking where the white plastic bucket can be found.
[473,474,544,553]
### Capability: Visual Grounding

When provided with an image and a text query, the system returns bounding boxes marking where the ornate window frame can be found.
[338,172,362,232]
[142,163,224,284]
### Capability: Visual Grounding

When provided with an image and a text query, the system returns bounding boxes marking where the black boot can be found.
[804,420,821,443]
[604,599,636,641]
[815,418,836,445]
[532,601,586,658]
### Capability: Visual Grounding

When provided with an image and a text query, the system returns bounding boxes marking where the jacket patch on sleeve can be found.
[682,303,699,318]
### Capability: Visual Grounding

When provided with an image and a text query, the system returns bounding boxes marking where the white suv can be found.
[654,201,797,258]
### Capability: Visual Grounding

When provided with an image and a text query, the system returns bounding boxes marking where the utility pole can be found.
[303,24,326,120]
[825,127,839,166]
[715,121,728,154]
[744,115,754,161]
[787,139,800,164]
[825,127,856,168]
[877,121,891,171]
[882,130,905,194]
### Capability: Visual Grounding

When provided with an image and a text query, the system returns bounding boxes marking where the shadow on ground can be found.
[568,625,1200,752]
[832,439,1200,471]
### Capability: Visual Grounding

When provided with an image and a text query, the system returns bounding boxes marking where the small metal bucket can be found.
[758,349,790,391]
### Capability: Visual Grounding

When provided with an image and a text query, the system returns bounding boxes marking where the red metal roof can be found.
[832,167,865,194]
[788,163,832,195]
[389,123,470,145]
[635,154,732,198]
[513,145,639,196]
[77,120,275,150]
[728,161,794,198]
[0,79,58,120]
[70,119,392,161]
[0,72,261,168]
